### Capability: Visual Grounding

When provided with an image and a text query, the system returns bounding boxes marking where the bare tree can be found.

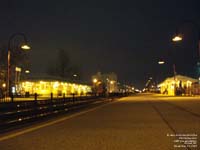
[56,49,70,78]
[46,49,82,80]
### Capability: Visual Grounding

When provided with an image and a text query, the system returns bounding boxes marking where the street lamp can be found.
[172,28,183,42]
[21,44,31,50]
[92,78,98,96]
[109,80,115,93]
[93,78,98,83]
[172,21,200,78]
[172,35,182,42]
[158,60,165,65]
[25,70,30,74]
[7,33,31,98]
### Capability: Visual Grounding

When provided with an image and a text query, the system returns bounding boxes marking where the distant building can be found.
[0,70,6,84]
[92,72,118,95]
[158,75,198,96]
[0,70,6,97]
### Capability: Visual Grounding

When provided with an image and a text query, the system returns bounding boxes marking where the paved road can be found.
[0,94,199,150]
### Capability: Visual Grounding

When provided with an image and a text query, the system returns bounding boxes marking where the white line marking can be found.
[0,100,117,142]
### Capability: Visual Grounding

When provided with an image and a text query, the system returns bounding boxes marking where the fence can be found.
[0,93,125,133]
[0,92,92,103]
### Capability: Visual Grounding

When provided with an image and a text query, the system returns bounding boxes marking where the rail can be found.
[0,94,126,132]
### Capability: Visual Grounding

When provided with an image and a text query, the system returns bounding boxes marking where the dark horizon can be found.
[0,0,200,89]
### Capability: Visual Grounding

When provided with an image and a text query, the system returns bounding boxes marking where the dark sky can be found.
[0,0,200,88]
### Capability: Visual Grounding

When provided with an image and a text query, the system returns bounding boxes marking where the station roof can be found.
[158,75,198,86]
[21,74,91,85]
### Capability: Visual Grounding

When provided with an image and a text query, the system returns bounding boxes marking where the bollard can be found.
[34,93,37,106]
[72,93,75,103]
[34,93,37,101]
[11,94,14,102]
[51,92,53,101]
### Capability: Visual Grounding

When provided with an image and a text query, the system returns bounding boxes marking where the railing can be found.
[0,92,93,103]
[0,93,125,133]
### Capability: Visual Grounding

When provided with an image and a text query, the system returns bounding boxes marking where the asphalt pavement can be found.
[0,94,199,150]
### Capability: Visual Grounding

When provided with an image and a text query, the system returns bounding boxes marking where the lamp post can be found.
[158,58,177,95]
[92,78,98,96]
[7,33,30,98]
[172,21,200,78]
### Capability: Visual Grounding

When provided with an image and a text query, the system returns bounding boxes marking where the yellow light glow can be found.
[19,80,92,97]
[40,81,45,85]
[53,82,59,89]
[93,78,97,83]
[158,61,165,65]
[15,67,22,72]
[110,80,114,84]
[2,83,6,88]
[186,80,192,87]
[172,36,182,42]
[21,44,31,50]
[71,86,75,94]
[25,70,30,74]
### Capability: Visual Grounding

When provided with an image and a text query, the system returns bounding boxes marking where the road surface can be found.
[0,94,199,150]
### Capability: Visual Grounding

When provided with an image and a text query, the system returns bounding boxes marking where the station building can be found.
[15,76,92,97]
[158,75,198,96]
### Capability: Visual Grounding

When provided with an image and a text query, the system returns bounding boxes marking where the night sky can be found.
[0,0,200,88]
